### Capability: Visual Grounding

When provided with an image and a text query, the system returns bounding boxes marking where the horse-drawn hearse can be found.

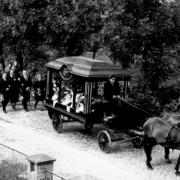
[44,56,180,175]
[44,56,158,153]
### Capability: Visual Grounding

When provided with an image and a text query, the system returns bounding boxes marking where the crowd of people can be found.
[0,60,46,113]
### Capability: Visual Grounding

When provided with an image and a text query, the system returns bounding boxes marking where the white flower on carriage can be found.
[61,90,73,107]
[76,102,84,113]
[76,93,84,112]
[52,92,59,107]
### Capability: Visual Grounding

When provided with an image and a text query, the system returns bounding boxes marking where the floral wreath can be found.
[59,65,73,81]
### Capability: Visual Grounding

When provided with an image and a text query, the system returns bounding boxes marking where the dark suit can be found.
[104,80,120,115]
[20,76,32,110]
[0,77,11,111]
[9,75,20,108]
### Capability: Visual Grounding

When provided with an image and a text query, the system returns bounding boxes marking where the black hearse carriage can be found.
[45,56,131,131]
[44,56,154,152]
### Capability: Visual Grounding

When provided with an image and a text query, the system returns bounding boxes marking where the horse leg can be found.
[175,154,180,176]
[144,138,154,170]
[164,147,171,163]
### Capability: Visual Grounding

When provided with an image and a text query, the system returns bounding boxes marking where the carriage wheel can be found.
[97,131,112,153]
[84,122,94,131]
[48,110,53,119]
[52,113,63,133]
[132,137,143,148]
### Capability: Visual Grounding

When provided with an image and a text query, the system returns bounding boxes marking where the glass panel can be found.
[51,71,61,104]
[75,79,85,113]
[60,78,74,107]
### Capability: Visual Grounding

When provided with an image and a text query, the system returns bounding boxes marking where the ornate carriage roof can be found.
[46,56,132,79]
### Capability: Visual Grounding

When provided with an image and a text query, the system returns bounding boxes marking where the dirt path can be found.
[0,103,179,180]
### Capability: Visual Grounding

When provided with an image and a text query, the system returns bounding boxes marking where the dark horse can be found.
[143,113,180,175]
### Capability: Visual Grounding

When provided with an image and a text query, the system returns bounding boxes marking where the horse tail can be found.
[144,136,157,147]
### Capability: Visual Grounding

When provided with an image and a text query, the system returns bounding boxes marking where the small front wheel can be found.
[132,137,143,148]
[97,131,112,153]
[52,113,63,133]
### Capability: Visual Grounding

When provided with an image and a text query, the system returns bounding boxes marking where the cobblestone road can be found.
[0,102,180,180]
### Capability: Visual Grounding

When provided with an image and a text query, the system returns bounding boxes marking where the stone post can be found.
[26,154,56,180]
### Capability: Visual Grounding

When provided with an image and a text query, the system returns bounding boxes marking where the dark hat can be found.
[108,74,115,79]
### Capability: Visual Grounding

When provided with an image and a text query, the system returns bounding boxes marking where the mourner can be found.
[0,72,11,113]
[104,74,120,117]
[20,70,32,111]
[9,70,20,111]
[33,74,45,111]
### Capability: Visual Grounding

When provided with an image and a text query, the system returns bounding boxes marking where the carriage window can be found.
[91,81,105,104]
[60,78,74,107]
[51,71,61,106]
[60,77,85,113]
[92,81,105,99]
[91,80,125,102]
[75,79,85,113]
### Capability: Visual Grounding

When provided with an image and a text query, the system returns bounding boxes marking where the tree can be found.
[104,0,180,89]
[0,0,108,72]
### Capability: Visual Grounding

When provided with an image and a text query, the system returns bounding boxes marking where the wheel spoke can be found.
[97,131,111,153]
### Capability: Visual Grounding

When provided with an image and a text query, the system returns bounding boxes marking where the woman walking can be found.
[33,74,45,110]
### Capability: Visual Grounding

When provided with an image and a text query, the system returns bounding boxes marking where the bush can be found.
[129,77,180,113]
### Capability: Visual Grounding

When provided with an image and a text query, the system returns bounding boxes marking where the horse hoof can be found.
[175,171,180,176]
[147,166,153,170]
[166,159,172,164]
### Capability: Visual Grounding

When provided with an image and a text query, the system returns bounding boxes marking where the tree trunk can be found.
[0,42,3,65]
[16,52,23,71]
[92,51,96,59]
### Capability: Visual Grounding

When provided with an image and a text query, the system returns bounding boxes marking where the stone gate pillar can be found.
[26,154,56,180]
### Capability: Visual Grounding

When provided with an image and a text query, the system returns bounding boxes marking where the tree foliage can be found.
[0,0,107,64]
[1,0,180,109]
[103,0,180,109]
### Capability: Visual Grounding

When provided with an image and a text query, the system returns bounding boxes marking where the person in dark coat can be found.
[104,74,120,117]
[0,72,11,113]
[9,70,20,111]
[33,74,46,110]
[20,70,32,111]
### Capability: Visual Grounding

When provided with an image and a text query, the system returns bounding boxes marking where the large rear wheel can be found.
[52,113,63,133]
[97,130,112,153]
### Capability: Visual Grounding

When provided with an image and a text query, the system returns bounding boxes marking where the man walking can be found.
[20,70,32,111]
[9,69,20,111]
[0,72,11,113]
[104,74,120,117]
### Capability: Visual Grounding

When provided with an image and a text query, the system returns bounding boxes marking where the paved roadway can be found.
[0,102,180,180]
